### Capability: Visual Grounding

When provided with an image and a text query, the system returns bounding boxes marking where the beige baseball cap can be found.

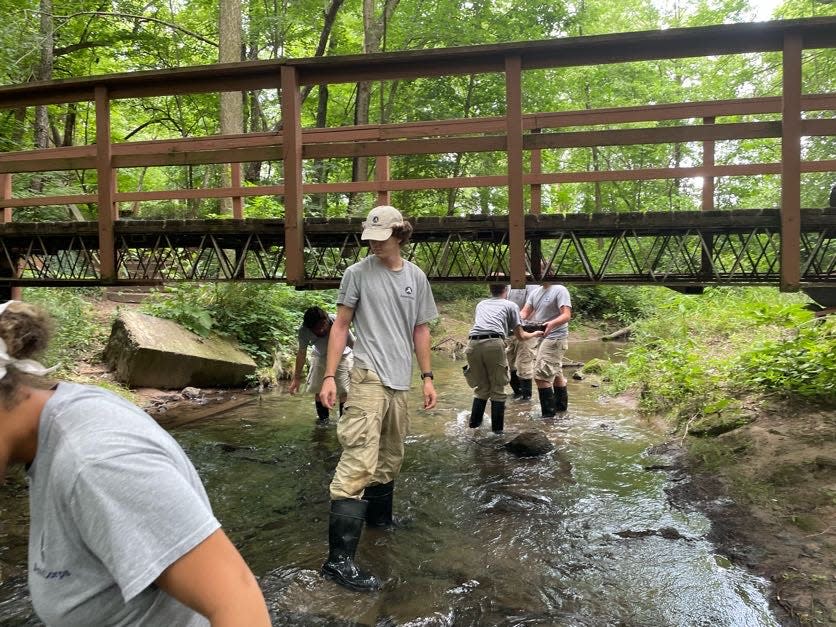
[361,205,404,241]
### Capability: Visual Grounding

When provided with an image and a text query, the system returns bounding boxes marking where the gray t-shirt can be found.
[469,298,523,338]
[338,255,438,390]
[525,284,572,339]
[27,382,219,627]
[298,313,353,357]
[507,285,537,309]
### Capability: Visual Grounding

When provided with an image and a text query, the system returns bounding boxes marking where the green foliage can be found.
[733,318,836,398]
[143,284,216,336]
[431,283,487,303]
[22,287,109,376]
[570,286,646,325]
[600,287,833,422]
[142,283,337,368]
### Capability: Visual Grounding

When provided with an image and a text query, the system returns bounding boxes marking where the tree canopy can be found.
[1,0,833,220]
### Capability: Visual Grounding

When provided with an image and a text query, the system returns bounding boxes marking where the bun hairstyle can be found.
[0,301,53,407]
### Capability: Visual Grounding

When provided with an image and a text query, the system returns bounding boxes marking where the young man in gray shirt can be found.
[520,282,573,417]
[319,205,438,592]
[288,306,354,425]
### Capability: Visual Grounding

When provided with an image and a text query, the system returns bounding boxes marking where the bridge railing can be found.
[0,17,834,289]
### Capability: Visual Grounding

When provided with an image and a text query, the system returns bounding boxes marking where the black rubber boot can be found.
[315,400,330,423]
[321,499,380,591]
[469,397,488,428]
[537,386,556,418]
[509,370,521,398]
[364,481,395,527]
[554,386,568,412]
[517,379,532,401]
[490,400,505,433]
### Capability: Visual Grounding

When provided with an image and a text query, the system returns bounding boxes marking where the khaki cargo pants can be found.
[308,353,353,396]
[329,366,409,500]
[514,336,539,379]
[464,337,509,401]
[533,337,569,384]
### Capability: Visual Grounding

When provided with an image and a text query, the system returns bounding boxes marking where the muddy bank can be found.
[651,401,835,626]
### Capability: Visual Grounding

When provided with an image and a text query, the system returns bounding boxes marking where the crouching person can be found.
[464,284,544,432]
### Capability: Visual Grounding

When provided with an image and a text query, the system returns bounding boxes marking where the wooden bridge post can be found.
[529,130,542,280]
[376,156,390,206]
[700,116,715,279]
[1,173,11,224]
[781,32,802,292]
[0,173,19,301]
[230,162,246,278]
[95,86,116,282]
[231,162,243,219]
[505,55,526,288]
[281,66,305,285]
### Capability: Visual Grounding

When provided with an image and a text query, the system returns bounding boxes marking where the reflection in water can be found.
[0,342,778,626]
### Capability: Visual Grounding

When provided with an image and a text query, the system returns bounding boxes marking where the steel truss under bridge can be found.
[0,209,833,288]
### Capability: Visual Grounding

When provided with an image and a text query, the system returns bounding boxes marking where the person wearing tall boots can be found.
[288,306,354,425]
[465,284,544,433]
[519,281,572,418]
[319,205,439,592]
[505,283,538,401]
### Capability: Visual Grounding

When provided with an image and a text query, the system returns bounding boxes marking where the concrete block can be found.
[104,310,257,389]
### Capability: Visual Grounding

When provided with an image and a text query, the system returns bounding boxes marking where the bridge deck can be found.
[1,209,833,288]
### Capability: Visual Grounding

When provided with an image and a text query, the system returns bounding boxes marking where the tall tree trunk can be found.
[310,83,331,217]
[219,0,243,213]
[348,0,399,214]
[32,0,53,193]
[446,75,476,216]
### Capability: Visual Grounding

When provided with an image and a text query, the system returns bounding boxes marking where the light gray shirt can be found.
[27,383,219,627]
[469,298,523,338]
[298,313,353,357]
[507,284,537,309]
[525,284,572,339]
[338,255,438,390]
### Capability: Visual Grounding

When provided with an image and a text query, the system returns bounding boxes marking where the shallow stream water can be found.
[0,341,779,626]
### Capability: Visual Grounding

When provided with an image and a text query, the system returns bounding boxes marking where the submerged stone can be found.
[104,310,256,388]
[504,430,554,457]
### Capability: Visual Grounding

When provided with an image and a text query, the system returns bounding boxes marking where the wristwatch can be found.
[420,371,434,380]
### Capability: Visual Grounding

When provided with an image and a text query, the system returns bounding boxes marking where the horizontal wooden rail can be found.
[3,160,835,209]
[2,95,835,175]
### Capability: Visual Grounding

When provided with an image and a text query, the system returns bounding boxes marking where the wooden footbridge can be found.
[0,18,834,291]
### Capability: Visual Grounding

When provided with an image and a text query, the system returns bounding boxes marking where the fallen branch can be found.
[432,336,456,350]
[601,325,634,341]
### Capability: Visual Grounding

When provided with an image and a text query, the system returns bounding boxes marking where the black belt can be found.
[469,333,504,340]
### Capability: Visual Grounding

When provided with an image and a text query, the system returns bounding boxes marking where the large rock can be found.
[504,431,554,457]
[104,310,257,388]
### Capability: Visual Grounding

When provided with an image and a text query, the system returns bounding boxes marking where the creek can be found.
[0,340,779,626]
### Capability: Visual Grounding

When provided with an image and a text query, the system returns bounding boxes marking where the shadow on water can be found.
[0,341,779,626]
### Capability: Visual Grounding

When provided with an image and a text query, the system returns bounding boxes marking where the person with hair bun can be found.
[0,300,270,626]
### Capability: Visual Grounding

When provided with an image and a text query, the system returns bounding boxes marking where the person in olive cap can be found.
[288,306,354,425]
[319,205,438,592]
[464,284,543,432]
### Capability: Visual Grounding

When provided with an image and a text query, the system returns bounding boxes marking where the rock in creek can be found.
[104,310,256,388]
[504,431,554,457]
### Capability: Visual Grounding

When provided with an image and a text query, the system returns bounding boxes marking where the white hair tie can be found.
[0,300,58,380]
